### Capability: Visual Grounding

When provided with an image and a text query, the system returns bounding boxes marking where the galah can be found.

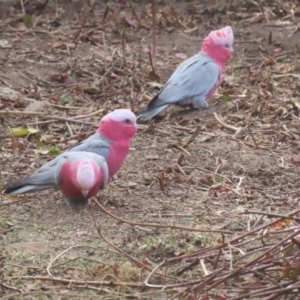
[67,109,137,180]
[3,152,109,206]
[137,26,234,121]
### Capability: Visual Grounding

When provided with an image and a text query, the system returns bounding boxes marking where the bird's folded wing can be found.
[149,53,220,108]
[67,133,111,158]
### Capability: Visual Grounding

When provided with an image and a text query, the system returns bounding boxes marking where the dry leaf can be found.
[10,128,39,137]
[250,13,265,24]
[25,101,44,112]
[175,53,188,60]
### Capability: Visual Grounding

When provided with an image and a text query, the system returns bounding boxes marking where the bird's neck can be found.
[201,42,231,71]
[98,122,126,141]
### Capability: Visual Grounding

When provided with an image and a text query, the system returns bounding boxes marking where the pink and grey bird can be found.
[3,152,109,206]
[137,26,234,121]
[67,109,137,180]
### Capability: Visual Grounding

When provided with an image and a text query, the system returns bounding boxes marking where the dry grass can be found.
[1,0,300,299]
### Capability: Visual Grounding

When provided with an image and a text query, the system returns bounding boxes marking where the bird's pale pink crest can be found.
[201,26,234,68]
[209,26,234,49]
[76,160,95,192]
[98,109,137,141]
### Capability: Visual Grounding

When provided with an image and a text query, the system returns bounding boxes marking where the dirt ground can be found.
[1,0,300,299]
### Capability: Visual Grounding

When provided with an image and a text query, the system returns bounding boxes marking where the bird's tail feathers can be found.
[137,104,169,121]
[4,177,54,195]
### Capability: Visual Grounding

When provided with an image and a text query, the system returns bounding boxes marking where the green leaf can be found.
[10,128,29,137]
[10,127,39,137]
[48,146,60,156]
[60,94,72,104]
[33,149,50,155]
[24,14,32,26]
[28,128,39,134]
[36,141,44,148]
[139,243,149,250]
[0,87,17,95]
[0,39,8,47]
[222,93,231,101]
[289,270,298,282]
[33,146,59,156]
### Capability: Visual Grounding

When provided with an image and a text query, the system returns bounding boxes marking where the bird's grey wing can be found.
[93,154,109,185]
[27,154,70,187]
[137,54,220,121]
[155,54,220,106]
[3,154,67,194]
[67,133,111,159]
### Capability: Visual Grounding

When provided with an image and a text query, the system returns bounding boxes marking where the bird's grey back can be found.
[157,52,219,106]
[66,132,111,160]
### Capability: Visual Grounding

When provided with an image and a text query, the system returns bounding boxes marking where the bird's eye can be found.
[225,44,229,48]
[124,118,131,125]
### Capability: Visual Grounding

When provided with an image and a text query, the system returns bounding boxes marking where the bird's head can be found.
[202,26,234,63]
[98,109,137,141]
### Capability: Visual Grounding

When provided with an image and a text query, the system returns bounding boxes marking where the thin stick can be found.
[89,199,187,285]
[148,51,156,75]
[0,111,46,116]
[27,120,55,126]
[247,111,258,148]
[20,0,25,15]
[101,5,109,24]
[72,15,88,43]
[166,208,300,262]
[0,282,22,292]
[242,210,300,222]
[43,116,96,126]
[173,145,191,156]
[37,0,49,11]
[9,275,147,288]
[177,258,199,276]
[121,29,126,66]
[91,197,233,234]
[213,112,240,132]
[73,108,104,119]
[206,228,300,292]
[128,0,140,22]
[90,200,150,271]
[257,0,265,19]
[182,125,202,148]
[150,0,156,59]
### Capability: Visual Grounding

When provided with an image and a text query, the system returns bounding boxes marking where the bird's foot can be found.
[192,100,209,109]
[64,197,89,208]
[198,101,209,109]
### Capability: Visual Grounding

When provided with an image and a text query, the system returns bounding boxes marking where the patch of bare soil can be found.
[1,0,300,299]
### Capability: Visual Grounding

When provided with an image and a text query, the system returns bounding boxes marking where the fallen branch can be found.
[89,199,189,285]
[90,197,234,234]
[72,15,88,42]
[0,111,46,116]
[242,210,300,222]
[42,115,96,126]
[8,275,148,288]
[151,0,156,59]
[182,125,202,149]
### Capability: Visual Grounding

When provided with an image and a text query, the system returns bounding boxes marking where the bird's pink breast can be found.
[201,39,231,70]
[85,168,104,198]
[59,162,103,199]
[106,140,130,179]
[201,41,230,99]
[59,162,83,198]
